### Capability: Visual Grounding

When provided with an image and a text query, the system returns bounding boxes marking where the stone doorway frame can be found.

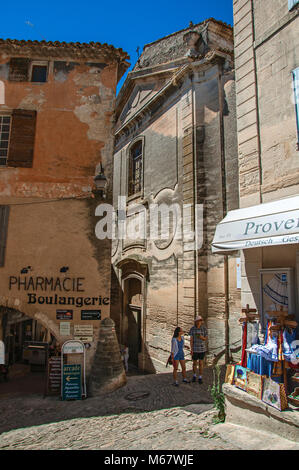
[116,258,148,371]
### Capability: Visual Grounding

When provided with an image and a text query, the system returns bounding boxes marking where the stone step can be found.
[212,422,299,450]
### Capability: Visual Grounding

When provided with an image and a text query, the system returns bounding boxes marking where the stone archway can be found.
[0,302,61,395]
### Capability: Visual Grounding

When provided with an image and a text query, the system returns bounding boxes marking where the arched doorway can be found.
[0,307,58,396]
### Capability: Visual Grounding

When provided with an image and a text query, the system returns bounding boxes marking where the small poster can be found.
[62,364,82,400]
[56,310,73,320]
[81,310,101,320]
[60,322,71,336]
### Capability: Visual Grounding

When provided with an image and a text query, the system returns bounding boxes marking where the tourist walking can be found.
[189,316,208,384]
[171,327,190,386]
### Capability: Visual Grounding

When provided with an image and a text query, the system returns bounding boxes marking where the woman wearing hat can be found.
[188,316,208,384]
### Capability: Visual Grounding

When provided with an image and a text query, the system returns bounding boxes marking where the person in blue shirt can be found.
[171,327,190,386]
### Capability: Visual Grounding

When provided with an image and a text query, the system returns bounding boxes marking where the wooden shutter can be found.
[9,58,30,82]
[0,206,9,267]
[7,109,37,168]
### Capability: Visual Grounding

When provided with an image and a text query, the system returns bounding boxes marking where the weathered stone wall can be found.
[0,45,127,377]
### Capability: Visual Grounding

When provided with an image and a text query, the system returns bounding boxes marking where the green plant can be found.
[209,365,226,423]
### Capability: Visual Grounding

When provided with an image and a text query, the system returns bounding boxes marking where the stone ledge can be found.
[223,383,299,442]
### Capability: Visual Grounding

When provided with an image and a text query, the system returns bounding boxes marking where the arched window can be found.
[128,140,143,197]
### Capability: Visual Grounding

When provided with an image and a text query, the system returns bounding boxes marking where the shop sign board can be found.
[212,196,299,252]
[62,364,82,400]
[0,341,4,365]
[62,340,84,355]
[60,322,71,336]
[81,310,101,320]
[56,310,73,320]
[47,356,61,395]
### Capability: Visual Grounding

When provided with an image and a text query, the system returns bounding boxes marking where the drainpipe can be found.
[217,60,230,364]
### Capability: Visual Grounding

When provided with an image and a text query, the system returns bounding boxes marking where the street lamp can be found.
[93,164,107,198]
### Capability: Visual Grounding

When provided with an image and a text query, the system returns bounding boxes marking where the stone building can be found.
[212,1,299,329]
[0,38,129,389]
[111,19,241,373]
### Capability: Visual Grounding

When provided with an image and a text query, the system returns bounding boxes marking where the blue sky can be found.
[2,0,234,93]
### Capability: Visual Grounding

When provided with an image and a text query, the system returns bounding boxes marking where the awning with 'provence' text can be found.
[212,195,299,253]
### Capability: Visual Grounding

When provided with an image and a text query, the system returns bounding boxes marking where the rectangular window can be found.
[0,116,11,166]
[288,0,299,10]
[292,67,299,148]
[31,64,48,83]
[0,206,10,267]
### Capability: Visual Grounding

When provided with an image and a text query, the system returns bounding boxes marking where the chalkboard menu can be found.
[46,356,61,396]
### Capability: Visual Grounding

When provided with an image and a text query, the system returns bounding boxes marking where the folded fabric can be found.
[246,334,278,362]
[283,329,299,363]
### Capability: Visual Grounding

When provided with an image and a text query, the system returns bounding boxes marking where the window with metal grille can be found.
[129,140,143,196]
[0,116,11,166]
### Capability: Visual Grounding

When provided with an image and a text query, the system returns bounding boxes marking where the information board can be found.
[47,356,61,395]
[81,310,101,320]
[62,364,82,400]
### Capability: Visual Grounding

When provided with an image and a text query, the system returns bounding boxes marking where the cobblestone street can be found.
[0,367,235,450]
[0,368,298,450]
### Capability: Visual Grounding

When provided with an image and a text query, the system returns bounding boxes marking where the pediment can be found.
[118,82,157,126]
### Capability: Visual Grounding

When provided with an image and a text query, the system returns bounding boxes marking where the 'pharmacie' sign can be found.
[8,276,110,308]
[214,209,299,250]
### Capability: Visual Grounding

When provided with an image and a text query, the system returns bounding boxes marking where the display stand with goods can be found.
[224,305,299,412]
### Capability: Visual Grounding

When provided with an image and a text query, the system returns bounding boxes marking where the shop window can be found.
[288,0,299,10]
[0,205,9,267]
[0,109,37,168]
[259,268,295,331]
[128,139,143,197]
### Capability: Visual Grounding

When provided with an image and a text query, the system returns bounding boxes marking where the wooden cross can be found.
[239,304,259,323]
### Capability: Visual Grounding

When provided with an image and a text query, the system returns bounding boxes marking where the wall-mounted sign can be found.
[81,310,101,320]
[62,340,84,355]
[74,325,93,343]
[0,341,5,365]
[62,364,82,400]
[60,322,71,336]
[56,310,73,320]
[74,325,93,336]
[46,356,61,396]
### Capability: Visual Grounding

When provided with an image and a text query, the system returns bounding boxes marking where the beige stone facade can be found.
[111,19,241,373]
[232,0,299,325]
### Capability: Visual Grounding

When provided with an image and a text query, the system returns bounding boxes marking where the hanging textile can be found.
[241,322,247,367]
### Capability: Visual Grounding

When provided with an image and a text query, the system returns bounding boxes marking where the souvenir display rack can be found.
[225,305,299,412]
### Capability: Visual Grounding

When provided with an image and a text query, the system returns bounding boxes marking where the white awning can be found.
[212,195,299,253]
